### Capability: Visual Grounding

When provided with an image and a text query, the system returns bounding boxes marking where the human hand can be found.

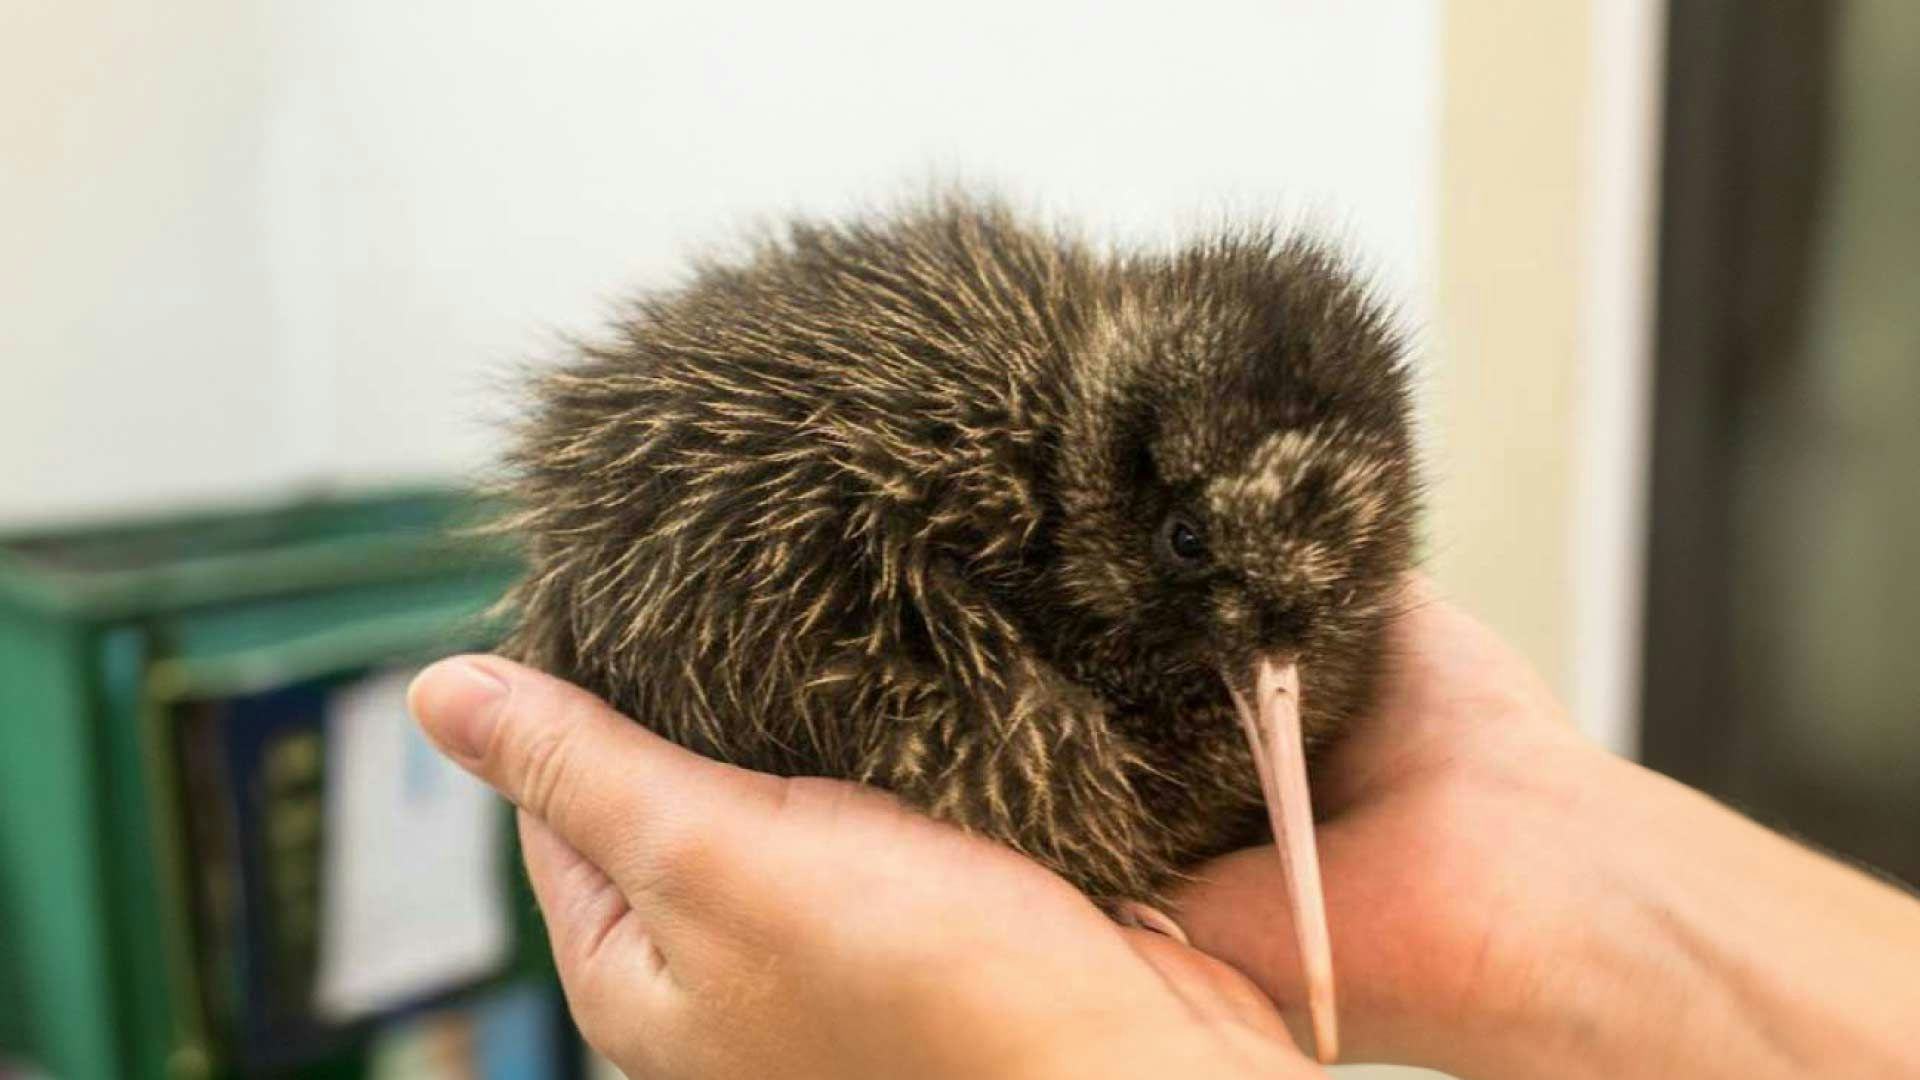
[1175,578,1920,1078]
[1170,577,1597,1073]
[408,656,1318,1080]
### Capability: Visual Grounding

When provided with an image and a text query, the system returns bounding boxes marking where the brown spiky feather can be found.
[497,197,1419,903]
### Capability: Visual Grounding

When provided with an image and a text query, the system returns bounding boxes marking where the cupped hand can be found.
[408,655,1315,1080]
[1174,579,1617,1074]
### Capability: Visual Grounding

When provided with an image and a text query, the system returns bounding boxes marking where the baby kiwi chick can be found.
[500,197,1419,1062]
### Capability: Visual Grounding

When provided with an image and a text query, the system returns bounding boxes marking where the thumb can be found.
[406,655,782,910]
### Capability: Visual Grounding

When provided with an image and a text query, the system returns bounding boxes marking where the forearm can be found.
[1459,751,1920,1080]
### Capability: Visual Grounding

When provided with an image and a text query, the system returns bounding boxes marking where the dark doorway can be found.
[1642,1,1920,884]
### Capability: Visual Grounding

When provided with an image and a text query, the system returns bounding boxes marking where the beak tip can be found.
[1305,983,1336,1060]
[1313,1032,1339,1066]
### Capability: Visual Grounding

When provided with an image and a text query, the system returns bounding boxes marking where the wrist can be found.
[1435,748,1920,1080]
[1419,749,1752,1079]
[1421,753,1706,1078]
[1367,742,1649,1079]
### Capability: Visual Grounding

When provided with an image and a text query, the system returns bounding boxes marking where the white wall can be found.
[3,0,1440,528]
[1,0,284,526]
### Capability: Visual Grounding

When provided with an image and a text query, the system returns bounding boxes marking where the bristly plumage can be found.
[497,196,1420,903]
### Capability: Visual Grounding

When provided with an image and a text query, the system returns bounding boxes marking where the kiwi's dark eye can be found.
[1156,512,1210,571]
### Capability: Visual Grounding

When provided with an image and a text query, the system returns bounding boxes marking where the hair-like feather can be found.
[498,196,1419,903]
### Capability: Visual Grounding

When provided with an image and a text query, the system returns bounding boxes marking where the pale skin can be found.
[408,581,1920,1078]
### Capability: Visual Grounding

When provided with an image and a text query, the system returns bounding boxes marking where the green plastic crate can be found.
[0,490,553,1080]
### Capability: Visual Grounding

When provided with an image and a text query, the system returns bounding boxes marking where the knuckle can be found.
[567,951,677,1074]
[776,774,901,822]
[512,720,580,824]
[642,814,717,889]
[568,986,643,1067]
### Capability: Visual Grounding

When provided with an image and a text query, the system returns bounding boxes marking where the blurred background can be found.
[0,2,1911,1078]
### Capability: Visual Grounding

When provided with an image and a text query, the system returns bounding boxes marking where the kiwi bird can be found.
[499,197,1420,1062]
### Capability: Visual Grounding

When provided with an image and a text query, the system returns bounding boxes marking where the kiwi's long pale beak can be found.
[1226,655,1338,1064]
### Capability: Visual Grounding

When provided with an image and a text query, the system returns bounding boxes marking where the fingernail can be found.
[1114,902,1191,944]
[410,658,508,763]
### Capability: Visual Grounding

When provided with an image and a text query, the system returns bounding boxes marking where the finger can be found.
[1321,576,1573,816]
[1121,928,1297,1046]
[1122,931,1322,1076]
[1175,845,1310,1008]
[408,654,782,904]
[1174,845,1354,1059]
[1372,573,1558,725]
[519,812,681,1068]
[516,809,641,979]
[1173,816,1463,1066]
